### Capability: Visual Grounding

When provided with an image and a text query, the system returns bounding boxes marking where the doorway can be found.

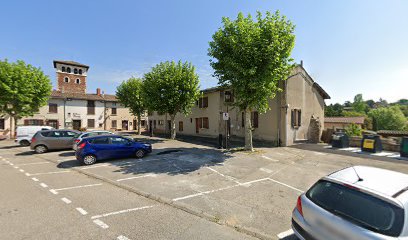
[133,120,137,130]
[73,120,81,130]
[122,120,128,130]
[195,118,200,134]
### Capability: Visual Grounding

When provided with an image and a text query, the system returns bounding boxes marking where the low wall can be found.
[349,136,400,152]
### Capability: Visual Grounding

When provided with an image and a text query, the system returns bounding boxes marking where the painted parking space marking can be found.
[53,183,103,192]
[50,189,58,194]
[81,164,110,170]
[16,162,50,166]
[268,178,303,193]
[19,169,25,172]
[61,197,72,204]
[93,219,109,229]
[29,170,71,176]
[260,168,273,174]
[91,205,155,219]
[13,166,19,169]
[116,174,156,182]
[25,173,30,176]
[9,162,14,166]
[40,183,48,188]
[76,207,88,215]
[206,167,240,184]
[277,229,294,239]
[261,155,279,162]
[32,177,39,182]
[117,235,131,240]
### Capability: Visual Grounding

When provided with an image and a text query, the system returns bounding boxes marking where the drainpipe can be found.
[63,99,66,129]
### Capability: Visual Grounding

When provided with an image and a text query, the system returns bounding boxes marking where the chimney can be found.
[96,88,101,96]
[300,60,303,67]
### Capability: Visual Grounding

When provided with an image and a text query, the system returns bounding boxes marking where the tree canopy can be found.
[368,106,407,131]
[0,60,52,135]
[208,11,295,150]
[142,61,200,139]
[116,77,146,134]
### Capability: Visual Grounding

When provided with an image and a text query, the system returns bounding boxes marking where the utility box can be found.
[361,134,382,153]
[401,137,408,158]
[331,132,349,148]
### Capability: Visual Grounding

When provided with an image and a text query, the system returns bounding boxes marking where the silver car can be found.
[292,166,408,240]
[30,130,81,153]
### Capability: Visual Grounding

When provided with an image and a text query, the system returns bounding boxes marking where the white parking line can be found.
[29,170,71,176]
[9,163,14,166]
[93,219,109,229]
[19,169,25,172]
[50,189,58,194]
[40,183,48,188]
[206,167,240,184]
[13,166,19,169]
[32,177,39,182]
[76,207,88,215]
[116,174,156,182]
[91,205,154,219]
[268,178,304,193]
[261,155,279,162]
[117,235,131,240]
[53,183,103,191]
[16,162,50,166]
[61,197,72,204]
[260,168,273,174]
[25,173,30,176]
[277,229,294,239]
[81,164,110,170]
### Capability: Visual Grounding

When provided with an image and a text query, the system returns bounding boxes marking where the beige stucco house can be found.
[148,65,330,146]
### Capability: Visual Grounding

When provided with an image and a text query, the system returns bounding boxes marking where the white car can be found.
[72,131,114,150]
[292,166,408,240]
[15,126,54,146]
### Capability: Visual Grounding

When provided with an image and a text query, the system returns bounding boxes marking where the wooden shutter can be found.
[203,97,208,108]
[179,121,183,131]
[24,119,29,126]
[253,111,259,128]
[198,98,203,108]
[297,110,302,127]
[203,117,209,129]
[38,120,44,126]
[291,110,295,127]
[241,112,245,127]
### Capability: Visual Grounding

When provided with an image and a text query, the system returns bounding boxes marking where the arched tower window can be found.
[79,69,82,75]
[67,67,71,73]
[61,66,66,72]
[74,68,78,74]
[64,77,70,83]
[75,78,80,84]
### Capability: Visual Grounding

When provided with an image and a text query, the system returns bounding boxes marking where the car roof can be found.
[39,129,80,133]
[327,166,408,199]
[83,134,123,139]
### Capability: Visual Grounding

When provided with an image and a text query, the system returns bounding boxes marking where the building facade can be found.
[7,60,147,134]
[148,65,330,146]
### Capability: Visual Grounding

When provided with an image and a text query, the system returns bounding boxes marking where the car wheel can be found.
[83,155,97,165]
[35,145,48,154]
[135,149,145,158]
[20,140,30,146]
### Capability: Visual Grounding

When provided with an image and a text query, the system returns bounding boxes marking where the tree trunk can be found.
[9,115,13,139]
[137,113,142,135]
[244,109,253,151]
[170,114,176,140]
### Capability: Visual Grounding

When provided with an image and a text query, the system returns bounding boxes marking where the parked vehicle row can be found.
[28,129,151,165]
[15,126,54,146]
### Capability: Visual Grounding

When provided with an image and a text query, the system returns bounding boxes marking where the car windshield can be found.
[306,180,404,237]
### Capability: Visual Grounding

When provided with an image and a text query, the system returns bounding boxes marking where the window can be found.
[242,112,245,127]
[91,137,109,145]
[0,119,4,130]
[111,120,117,128]
[306,180,404,237]
[111,137,129,145]
[61,66,66,72]
[79,69,82,75]
[46,120,58,129]
[75,78,80,84]
[111,108,117,115]
[112,102,116,106]
[224,91,233,102]
[67,67,71,73]
[179,121,183,131]
[74,68,78,74]
[49,103,58,113]
[87,100,95,115]
[158,120,164,125]
[64,77,70,83]
[291,109,301,128]
[50,131,63,137]
[24,119,44,126]
[64,131,78,137]
[251,111,259,128]
[202,117,209,129]
[197,117,209,129]
[197,97,208,108]
[87,119,95,128]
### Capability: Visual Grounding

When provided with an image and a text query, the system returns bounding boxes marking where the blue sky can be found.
[1,0,407,104]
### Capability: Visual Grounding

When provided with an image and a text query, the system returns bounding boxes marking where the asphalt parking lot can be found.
[2,136,408,240]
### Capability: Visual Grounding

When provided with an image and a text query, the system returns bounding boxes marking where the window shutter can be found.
[291,110,295,127]
[298,110,302,127]
[24,119,28,126]
[203,117,209,129]
[204,97,208,108]
[199,98,203,108]
[39,120,44,126]
[241,112,245,127]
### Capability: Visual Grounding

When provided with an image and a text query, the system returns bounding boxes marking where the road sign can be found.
[222,112,229,120]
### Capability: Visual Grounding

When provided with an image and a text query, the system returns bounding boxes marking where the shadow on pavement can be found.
[59,151,75,157]
[0,145,23,149]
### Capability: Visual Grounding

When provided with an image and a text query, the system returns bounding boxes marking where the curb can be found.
[37,154,277,240]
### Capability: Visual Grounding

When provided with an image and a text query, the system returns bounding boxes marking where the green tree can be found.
[116,77,146,135]
[352,94,367,113]
[345,123,362,137]
[143,61,200,139]
[0,60,52,137]
[208,11,295,151]
[325,103,343,117]
[368,106,407,131]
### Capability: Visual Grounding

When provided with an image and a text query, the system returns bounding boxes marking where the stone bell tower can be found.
[53,60,89,94]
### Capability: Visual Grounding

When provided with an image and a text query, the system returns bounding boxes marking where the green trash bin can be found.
[401,137,408,158]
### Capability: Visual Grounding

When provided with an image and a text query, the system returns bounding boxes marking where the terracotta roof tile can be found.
[53,60,89,69]
[50,90,117,102]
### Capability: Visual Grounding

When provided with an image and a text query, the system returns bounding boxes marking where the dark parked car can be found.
[75,135,152,165]
[30,130,81,153]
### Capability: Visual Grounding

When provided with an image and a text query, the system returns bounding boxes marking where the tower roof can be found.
[53,60,89,69]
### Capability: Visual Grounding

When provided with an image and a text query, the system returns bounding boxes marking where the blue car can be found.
[75,135,152,165]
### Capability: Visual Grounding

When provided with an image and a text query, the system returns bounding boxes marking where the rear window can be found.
[40,131,51,137]
[306,180,404,237]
